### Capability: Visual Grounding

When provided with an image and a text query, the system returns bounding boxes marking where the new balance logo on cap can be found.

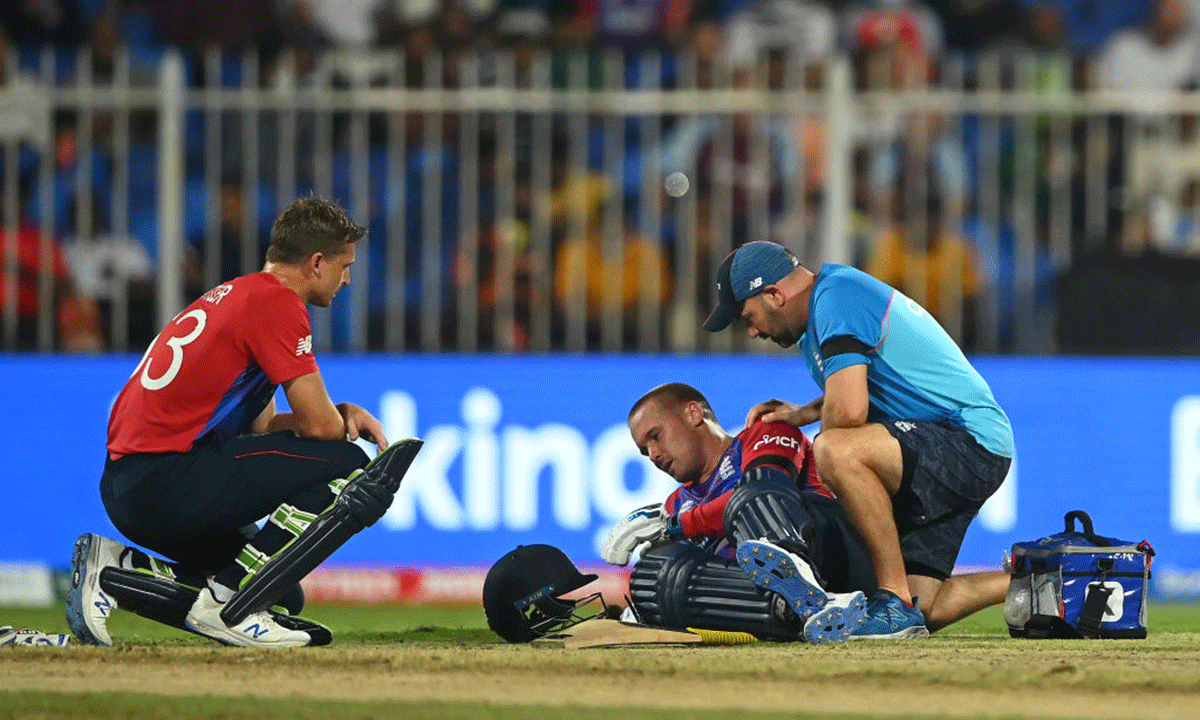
[703,241,804,332]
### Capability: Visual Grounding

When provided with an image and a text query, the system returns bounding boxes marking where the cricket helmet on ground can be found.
[482,544,604,643]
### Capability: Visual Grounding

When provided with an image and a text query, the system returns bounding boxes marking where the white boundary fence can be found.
[3,47,1192,354]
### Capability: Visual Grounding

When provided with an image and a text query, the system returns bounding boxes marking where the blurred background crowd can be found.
[3,0,1199,355]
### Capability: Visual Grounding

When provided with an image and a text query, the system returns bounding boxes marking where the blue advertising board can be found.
[4,354,1200,596]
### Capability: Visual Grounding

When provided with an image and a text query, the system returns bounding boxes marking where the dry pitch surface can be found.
[3,604,1200,720]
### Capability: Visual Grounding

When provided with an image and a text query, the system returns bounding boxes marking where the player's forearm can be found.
[800,396,824,425]
[267,410,346,440]
[265,412,300,434]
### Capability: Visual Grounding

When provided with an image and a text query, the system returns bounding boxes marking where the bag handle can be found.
[1064,510,1111,546]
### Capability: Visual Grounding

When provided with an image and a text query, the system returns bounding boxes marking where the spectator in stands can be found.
[1167,177,1200,255]
[727,0,837,71]
[1097,0,1197,94]
[1019,0,1153,55]
[866,193,980,349]
[186,174,269,292]
[157,0,280,84]
[0,176,103,351]
[595,0,693,51]
[924,0,1025,52]
[277,1,336,58]
[0,26,48,154]
[492,6,551,87]
[62,194,156,348]
[304,0,377,47]
[660,66,801,242]
[1097,0,1200,254]
[448,128,537,351]
[724,2,837,247]
[0,0,89,47]
[550,163,673,350]
[843,0,944,85]
[845,4,967,231]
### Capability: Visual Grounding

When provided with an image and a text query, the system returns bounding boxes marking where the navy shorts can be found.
[885,420,1011,580]
[101,432,368,571]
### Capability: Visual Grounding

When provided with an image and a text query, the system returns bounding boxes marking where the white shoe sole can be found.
[803,591,867,643]
[186,592,311,648]
[850,625,931,640]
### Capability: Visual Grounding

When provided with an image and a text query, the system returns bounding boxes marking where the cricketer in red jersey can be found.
[67,198,420,650]
[656,415,830,559]
[107,272,321,458]
[600,382,875,642]
[602,383,1009,641]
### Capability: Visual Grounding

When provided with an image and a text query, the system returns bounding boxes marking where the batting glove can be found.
[602,503,678,566]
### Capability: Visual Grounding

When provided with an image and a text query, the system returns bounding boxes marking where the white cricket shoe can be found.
[66,533,126,646]
[185,587,312,647]
[802,590,867,643]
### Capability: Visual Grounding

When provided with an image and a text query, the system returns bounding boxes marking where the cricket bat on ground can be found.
[532,618,758,649]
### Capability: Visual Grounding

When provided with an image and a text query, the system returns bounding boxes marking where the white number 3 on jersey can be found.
[135,309,208,390]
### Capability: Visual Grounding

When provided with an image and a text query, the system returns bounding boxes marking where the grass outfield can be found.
[3,603,1200,720]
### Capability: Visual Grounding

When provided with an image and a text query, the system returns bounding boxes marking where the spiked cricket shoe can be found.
[66,533,126,646]
[736,539,829,621]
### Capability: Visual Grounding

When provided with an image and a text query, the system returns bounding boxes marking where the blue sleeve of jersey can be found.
[810,271,889,379]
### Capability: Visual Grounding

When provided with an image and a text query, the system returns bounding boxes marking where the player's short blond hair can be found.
[629,382,717,422]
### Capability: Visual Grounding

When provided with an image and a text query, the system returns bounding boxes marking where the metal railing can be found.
[2,46,1192,354]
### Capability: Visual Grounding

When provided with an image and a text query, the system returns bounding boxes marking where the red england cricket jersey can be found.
[107,273,319,458]
[664,420,829,554]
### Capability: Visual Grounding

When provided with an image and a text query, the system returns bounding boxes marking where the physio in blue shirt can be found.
[704,241,1013,640]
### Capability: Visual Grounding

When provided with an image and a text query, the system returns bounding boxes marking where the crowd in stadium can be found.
[2,0,1199,353]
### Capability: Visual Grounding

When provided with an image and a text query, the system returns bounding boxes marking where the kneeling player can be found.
[66,198,422,648]
[604,382,1006,642]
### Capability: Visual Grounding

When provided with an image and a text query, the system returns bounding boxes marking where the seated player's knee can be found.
[724,466,812,547]
[630,543,800,640]
[337,472,393,526]
[629,544,709,626]
[811,431,843,474]
[336,443,372,480]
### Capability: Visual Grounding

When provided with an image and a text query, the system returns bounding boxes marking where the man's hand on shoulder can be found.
[745,398,821,428]
[337,403,389,453]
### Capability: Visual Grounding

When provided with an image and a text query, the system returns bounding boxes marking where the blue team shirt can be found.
[798,263,1013,458]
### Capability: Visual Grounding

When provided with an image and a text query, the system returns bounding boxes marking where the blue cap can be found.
[703,241,800,332]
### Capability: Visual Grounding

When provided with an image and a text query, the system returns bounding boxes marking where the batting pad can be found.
[221,438,423,626]
[532,618,757,649]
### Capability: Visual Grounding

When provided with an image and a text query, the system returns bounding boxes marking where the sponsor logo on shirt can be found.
[201,284,234,305]
[296,335,313,356]
[893,420,916,433]
[717,454,736,480]
[752,434,803,452]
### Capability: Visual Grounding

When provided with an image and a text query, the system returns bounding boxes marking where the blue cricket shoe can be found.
[851,589,931,640]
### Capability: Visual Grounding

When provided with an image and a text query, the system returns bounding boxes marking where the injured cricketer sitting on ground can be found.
[605,382,1011,643]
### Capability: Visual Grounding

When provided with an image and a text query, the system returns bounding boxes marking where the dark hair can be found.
[266,197,365,264]
[629,382,717,422]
